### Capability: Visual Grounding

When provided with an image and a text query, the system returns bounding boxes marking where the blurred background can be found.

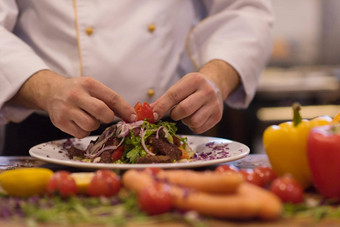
[1,0,340,155]
[206,0,340,153]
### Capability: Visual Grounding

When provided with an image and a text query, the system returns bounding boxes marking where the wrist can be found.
[199,59,240,100]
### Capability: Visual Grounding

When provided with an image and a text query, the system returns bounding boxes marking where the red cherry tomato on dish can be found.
[269,175,304,204]
[134,102,155,123]
[138,183,172,215]
[215,164,239,173]
[46,171,77,197]
[88,170,121,197]
[254,166,277,187]
[239,169,264,187]
[111,146,124,162]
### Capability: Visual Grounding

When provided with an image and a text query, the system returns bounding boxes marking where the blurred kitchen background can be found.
[204,0,340,154]
[1,0,340,155]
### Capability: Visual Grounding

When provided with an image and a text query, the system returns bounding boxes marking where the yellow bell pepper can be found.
[263,103,333,188]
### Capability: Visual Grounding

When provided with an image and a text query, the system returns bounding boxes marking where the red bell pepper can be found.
[307,124,340,199]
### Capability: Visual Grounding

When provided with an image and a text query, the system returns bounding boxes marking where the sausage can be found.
[122,169,282,220]
[156,169,244,194]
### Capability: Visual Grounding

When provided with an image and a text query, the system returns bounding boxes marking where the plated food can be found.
[29,101,250,168]
[66,120,194,164]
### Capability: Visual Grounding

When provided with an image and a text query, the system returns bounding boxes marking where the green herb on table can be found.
[0,190,205,226]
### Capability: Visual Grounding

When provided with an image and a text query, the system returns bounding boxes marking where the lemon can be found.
[0,168,53,197]
[71,172,94,194]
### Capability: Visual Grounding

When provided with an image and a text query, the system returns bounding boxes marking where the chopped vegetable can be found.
[134,101,155,123]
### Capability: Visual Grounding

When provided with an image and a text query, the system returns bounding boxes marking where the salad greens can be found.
[118,120,189,164]
[282,195,340,220]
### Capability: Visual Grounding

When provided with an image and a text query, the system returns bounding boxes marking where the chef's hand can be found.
[152,60,240,134]
[9,70,136,138]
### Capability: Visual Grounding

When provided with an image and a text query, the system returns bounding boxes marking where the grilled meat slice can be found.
[148,135,182,161]
[136,155,172,163]
[67,147,86,159]
[100,150,112,163]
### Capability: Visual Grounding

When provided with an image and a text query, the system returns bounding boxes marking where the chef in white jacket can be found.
[0,0,273,155]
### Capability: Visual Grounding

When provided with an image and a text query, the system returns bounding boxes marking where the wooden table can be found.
[0,154,339,227]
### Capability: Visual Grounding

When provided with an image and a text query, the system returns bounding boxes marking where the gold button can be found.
[147,89,155,97]
[148,24,156,33]
[85,26,94,36]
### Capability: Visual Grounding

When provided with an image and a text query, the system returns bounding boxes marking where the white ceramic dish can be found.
[29,135,250,169]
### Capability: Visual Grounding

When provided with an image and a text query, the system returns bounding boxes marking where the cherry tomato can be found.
[46,171,77,197]
[239,169,264,187]
[111,146,124,162]
[88,170,121,197]
[215,164,239,173]
[134,102,155,123]
[254,166,277,187]
[269,175,304,204]
[138,183,172,215]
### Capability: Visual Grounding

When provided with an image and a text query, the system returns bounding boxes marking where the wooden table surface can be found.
[0,154,339,227]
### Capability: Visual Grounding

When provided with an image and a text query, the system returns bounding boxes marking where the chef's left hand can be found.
[151,59,240,134]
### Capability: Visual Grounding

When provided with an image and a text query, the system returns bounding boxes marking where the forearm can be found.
[199,59,240,100]
[9,70,66,111]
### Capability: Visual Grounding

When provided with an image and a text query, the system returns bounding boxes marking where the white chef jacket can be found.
[0,0,274,124]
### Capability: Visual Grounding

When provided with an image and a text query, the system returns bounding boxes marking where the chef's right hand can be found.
[10,70,136,138]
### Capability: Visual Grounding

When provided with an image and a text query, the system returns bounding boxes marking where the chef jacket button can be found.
[85,26,94,36]
[147,89,155,97]
[148,24,156,33]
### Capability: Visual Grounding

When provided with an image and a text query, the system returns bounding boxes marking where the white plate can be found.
[29,135,250,169]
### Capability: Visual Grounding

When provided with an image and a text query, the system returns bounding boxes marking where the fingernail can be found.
[130,114,137,122]
[153,112,159,121]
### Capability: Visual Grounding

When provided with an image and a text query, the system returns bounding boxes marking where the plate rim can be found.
[29,135,250,169]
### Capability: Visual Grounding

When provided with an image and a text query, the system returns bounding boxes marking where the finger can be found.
[190,114,220,134]
[82,77,136,122]
[169,91,205,121]
[77,96,115,123]
[70,108,101,132]
[68,121,91,139]
[181,105,211,130]
[50,114,90,139]
[184,111,219,134]
[181,101,223,134]
[152,75,198,120]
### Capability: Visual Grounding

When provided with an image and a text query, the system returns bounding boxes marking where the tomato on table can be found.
[138,183,172,215]
[134,102,155,123]
[88,170,121,197]
[254,166,277,187]
[46,170,78,197]
[239,169,264,187]
[269,175,304,204]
